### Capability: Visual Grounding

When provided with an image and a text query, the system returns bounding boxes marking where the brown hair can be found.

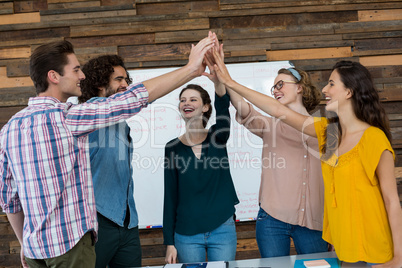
[78,55,131,103]
[30,40,75,94]
[278,67,321,113]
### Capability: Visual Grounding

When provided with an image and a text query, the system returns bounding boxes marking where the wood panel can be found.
[358,9,402,21]
[0,47,31,59]
[266,47,353,61]
[223,23,337,40]
[0,27,70,42]
[0,106,25,129]
[0,37,64,48]
[155,28,223,43]
[41,9,137,22]
[210,11,357,29]
[336,19,402,34]
[360,54,402,66]
[70,18,209,37]
[48,0,100,10]
[0,2,13,15]
[214,2,402,16]
[48,0,93,3]
[136,1,218,15]
[13,0,48,13]
[101,0,135,6]
[5,59,30,77]
[119,43,192,62]
[0,67,33,89]
[0,12,41,25]
[67,33,155,48]
[354,37,402,56]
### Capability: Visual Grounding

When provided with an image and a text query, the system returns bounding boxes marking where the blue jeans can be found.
[256,207,328,258]
[174,216,237,262]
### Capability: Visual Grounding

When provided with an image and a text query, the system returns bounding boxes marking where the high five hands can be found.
[202,32,234,88]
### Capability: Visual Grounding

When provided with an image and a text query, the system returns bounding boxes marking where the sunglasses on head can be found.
[270,80,297,95]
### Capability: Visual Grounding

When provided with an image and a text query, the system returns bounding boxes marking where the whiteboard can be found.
[128,61,293,228]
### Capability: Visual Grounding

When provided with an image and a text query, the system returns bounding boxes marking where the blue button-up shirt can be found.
[87,97,138,228]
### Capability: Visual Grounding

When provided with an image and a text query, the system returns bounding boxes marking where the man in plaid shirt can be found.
[0,36,215,267]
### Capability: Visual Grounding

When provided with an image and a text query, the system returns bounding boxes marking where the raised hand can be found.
[204,33,223,86]
[187,31,216,77]
[212,46,234,87]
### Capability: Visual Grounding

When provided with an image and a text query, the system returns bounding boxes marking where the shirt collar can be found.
[28,96,62,106]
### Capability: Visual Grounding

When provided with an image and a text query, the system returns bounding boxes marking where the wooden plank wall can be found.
[0,0,401,267]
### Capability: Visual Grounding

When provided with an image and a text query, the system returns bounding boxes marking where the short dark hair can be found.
[78,55,132,103]
[179,84,212,128]
[30,40,75,94]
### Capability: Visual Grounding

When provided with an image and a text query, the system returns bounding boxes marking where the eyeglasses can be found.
[270,80,297,95]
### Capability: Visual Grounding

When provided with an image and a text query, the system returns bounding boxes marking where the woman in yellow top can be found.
[210,48,401,267]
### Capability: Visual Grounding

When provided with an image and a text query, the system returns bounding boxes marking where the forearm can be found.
[384,196,402,257]
[226,80,279,117]
[7,211,24,245]
[225,79,316,137]
[377,151,402,259]
[66,84,148,135]
[391,209,402,258]
[144,64,198,102]
[215,83,226,97]
[226,87,250,119]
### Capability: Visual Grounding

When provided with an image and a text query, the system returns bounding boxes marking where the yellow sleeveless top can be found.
[314,117,394,263]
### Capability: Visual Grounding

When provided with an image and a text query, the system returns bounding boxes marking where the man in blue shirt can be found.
[78,55,142,268]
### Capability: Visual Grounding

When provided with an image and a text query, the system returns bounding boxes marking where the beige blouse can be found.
[237,104,324,231]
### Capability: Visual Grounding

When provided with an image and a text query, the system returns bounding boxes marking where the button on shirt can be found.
[237,104,324,231]
[0,83,148,259]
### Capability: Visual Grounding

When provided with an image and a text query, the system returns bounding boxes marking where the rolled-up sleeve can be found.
[65,83,149,137]
[0,146,22,213]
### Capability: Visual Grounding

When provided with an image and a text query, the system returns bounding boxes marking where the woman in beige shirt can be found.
[230,66,327,257]
[205,41,328,256]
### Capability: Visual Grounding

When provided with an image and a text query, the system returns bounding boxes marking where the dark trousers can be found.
[95,212,141,268]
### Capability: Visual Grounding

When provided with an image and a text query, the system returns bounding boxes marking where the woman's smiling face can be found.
[322,69,351,113]
[271,73,300,107]
[179,89,209,120]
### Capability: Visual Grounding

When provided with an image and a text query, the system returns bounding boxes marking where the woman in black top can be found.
[163,82,239,264]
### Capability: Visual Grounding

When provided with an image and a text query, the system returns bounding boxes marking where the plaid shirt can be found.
[0,83,148,259]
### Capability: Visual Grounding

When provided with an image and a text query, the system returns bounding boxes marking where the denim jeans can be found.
[256,207,328,257]
[174,216,237,263]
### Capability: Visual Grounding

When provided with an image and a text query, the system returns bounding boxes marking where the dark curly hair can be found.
[277,67,321,113]
[78,55,132,103]
[179,84,212,128]
[30,40,75,94]
[321,60,391,160]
